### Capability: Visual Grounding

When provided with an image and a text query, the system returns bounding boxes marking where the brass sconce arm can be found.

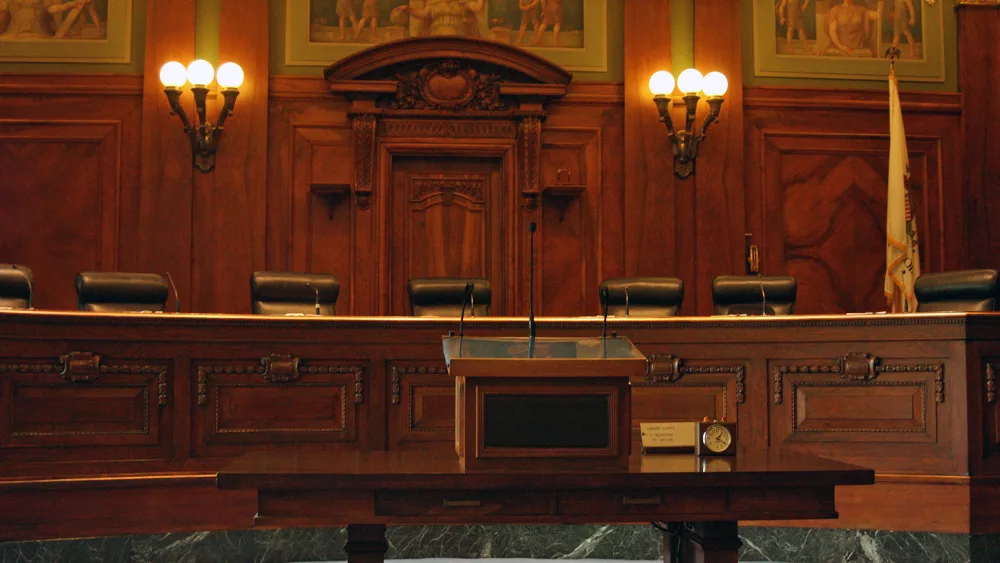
[160,60,243,174]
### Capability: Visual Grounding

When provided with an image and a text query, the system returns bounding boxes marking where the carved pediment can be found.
[387,60,506,112]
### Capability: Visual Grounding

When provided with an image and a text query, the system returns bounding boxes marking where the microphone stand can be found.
[164,272,181,313]
[528,222,537,359]
[306,283,320,315]
[600,287,609,358]
[458,283,474,358]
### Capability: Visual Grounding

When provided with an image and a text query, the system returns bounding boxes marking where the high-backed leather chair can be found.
[408,277,491,316]
[712,275,797,316]
[75,272,169,313]
[599,277,684,317]
[0,264,33,309]
[251,271,340,315]
[915,269,999,312]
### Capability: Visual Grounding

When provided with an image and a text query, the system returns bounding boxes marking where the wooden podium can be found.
[443,336,647,471]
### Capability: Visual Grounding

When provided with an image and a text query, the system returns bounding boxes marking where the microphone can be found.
[164,272,181,313]
[624,286,630,317]
[470,292,476,317]
[745,233,767,316]
[528,221,537,358]
[458,283,474,357]
[600,286,609,339]
[12,265,33,309]
[305,282,321,315]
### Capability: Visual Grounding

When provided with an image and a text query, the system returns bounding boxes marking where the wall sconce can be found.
[648,69,728,178]
[159,60,244,173]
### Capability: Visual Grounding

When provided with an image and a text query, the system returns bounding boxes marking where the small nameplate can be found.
[640,422,696,454]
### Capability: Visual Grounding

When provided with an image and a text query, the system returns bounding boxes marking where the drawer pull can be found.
[622,495,661,506]
[443,499,482,508]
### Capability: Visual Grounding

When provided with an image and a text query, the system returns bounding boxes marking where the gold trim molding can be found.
[956,0,1000,6]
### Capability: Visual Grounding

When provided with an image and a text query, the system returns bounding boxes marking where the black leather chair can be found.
[0,264,33,310]
[712,275,797,316]
[251,271,341,315]
[915,269,999,312]
[599,277,684,317]
[75,272,170,313]
[408,277,491,316]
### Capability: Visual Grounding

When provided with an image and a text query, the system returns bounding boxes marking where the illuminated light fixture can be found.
[160,60,243,173]
[648,68,728,178]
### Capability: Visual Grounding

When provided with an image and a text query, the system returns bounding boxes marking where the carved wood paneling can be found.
[632,355,746,429]
[192,357,367,457]
[0,353,170,462]
[982,360,1000,467]
[387,362,453,450]
[745,88,963,315]
[0,120,123,311]
[539,127,602,316]
[769,353,953,473]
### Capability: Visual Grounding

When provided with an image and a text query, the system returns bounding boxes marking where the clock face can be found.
[703,424,732,453]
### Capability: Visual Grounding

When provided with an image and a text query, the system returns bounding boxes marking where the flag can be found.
[884,71,921,313]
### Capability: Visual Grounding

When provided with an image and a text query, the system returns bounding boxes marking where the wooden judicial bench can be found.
[1,310,999,541]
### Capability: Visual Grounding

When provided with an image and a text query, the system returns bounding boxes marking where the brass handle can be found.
[622,495,661,506]
[442,499,481,508]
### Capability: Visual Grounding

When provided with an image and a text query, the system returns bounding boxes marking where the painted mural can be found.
[0,0,131,62]
[308,0,585,48]
[0,0,109,40]
[753,0,944,82]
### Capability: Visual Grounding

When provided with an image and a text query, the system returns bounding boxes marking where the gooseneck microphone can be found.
[624,286,630,317]
[458,283,474,357]
[600,286,609,358]
[305,282,320,315]
[528,221,537,358]
[745,233,768,316]
[12,265,33,309]
[164,272,181,313]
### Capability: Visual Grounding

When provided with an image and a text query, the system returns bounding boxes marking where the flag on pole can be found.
[884,69,921,313]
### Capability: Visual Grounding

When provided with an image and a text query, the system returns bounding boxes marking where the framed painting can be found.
[0,0,131,63]
[752,0,945,82]
[286,0,608,72]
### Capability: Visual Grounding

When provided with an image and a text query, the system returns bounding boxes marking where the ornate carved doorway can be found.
[325,37,571,315]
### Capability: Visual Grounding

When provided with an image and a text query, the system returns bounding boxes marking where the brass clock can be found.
[696,419,737,457]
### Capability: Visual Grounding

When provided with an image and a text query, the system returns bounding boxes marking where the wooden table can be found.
[217,450,874,563]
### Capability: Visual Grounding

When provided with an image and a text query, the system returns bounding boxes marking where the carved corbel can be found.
[262,353,301,383]
[840,352,879,382]
[352,113,377,210]
[519,115,542,210]
[59,351,101,382]
[647,354,684,383]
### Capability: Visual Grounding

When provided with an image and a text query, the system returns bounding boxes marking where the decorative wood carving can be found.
[390,364,449,405]
[387,61,506,112]
[643,354,746,405]
[378,119,517,139]
[412,178,485,206]
[352,114,377,210]
[988,362,997,404]
[772,355,945,404]
[261,353,301,382]
[519,115,542,210]
[790,382,929,434]
[3,353,170,408]
[59,351,102,382]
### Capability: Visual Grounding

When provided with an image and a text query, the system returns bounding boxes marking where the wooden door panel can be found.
[192,356,366,457]
[0,122,120,311]
[0,352,171,463]
[389,157,505,315]
[387,361,454,450]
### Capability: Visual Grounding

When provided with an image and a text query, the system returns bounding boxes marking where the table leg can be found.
[681,522,742,563]
[345,524,388,563]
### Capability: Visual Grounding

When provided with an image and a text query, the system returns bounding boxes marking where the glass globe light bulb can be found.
[217,62,244,89]
[648,70,675,96]
[677,68,704,95]
[159,61,187,88]
[702,71,729,97]
[186,59,215,87]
